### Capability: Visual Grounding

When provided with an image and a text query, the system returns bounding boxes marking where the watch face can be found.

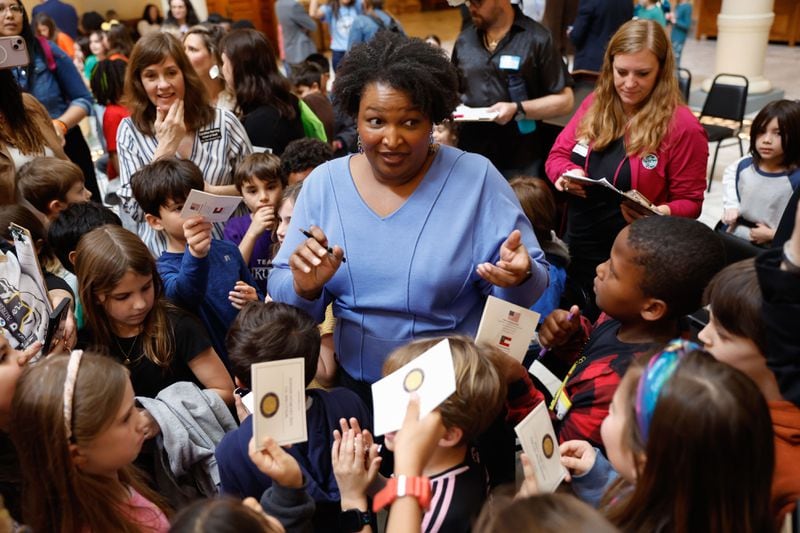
[340,509,371,532]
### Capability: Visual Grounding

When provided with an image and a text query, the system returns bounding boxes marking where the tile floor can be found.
[394,8,800,228]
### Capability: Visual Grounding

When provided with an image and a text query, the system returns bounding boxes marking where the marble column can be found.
[704,0,774,94]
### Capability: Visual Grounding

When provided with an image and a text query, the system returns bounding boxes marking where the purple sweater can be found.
[223,214,273,294]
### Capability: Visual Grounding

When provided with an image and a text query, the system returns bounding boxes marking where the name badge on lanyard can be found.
[499,55,521,71]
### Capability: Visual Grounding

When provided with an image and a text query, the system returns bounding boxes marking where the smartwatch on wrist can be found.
[514,101,525,121]
[372,474,432,512]
[340,508,371,532]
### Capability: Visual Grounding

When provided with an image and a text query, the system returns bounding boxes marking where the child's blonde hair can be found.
[383,336,507,444]
[9,352,168,532]
[17,157,84,214]
[76,225,175,367]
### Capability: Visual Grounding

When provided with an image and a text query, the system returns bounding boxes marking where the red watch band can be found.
[372,475,432,513]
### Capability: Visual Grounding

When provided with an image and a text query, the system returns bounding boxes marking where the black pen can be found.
[300,228,346,263]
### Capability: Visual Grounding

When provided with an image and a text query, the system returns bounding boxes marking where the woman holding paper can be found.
[116,32,252,256]
[545,20,707,306]
[268,32,549,397]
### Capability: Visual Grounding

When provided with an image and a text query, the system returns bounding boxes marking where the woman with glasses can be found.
[0,0,99,200]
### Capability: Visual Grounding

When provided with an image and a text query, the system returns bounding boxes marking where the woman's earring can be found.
[357,135,364,154]
[209,64,220,80]
[428,129,436,154]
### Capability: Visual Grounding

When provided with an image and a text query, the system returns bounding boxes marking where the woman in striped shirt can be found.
[117,32,252,256]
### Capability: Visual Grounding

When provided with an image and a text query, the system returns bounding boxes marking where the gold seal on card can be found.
[542,434,555,459]
[260,392,280,418]
[403,368,425,393]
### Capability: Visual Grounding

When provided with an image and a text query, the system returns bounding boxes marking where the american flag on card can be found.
[507,310,521,323]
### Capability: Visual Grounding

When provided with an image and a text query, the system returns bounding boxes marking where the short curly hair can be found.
[332,32,460,123]
[280,138,333,178]
[626,216,725,319]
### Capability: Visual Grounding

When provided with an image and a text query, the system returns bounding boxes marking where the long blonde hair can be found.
[576,20,681,155]
[75,225,175,367]
[10,353,169,532]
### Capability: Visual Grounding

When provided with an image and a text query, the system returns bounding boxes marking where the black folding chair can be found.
[699,73,749,191]
[677,67,691,104]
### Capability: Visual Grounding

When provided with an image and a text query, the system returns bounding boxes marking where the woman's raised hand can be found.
[289,225,344,300]
[154,99,186,159]
[476,229,532,288]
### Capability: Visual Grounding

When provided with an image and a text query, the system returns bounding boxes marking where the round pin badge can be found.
[542,434,555,459]
[642,153,658,170]
[260,392,280,418]
[403,368,425,393]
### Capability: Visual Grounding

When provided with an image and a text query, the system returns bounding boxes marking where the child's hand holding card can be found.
[371,339,457,437]
[514,403,567,493]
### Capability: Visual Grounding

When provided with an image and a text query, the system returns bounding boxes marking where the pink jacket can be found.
[545,92,708,218]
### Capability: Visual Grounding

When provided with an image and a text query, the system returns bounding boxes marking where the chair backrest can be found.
[677,68,691,103]
[700,73,749,123]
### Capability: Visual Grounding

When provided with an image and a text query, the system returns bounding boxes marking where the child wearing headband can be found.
[8,351,170,532]
[555,341,775,531]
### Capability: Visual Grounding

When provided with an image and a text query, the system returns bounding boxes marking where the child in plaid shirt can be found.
[502,216,725,452]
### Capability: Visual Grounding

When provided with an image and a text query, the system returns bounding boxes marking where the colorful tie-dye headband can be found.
[635,339,698,443]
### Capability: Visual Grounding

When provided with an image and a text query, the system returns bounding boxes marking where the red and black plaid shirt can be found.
[507,314,658,452]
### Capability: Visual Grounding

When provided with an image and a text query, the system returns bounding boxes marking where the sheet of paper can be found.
[241,391,254,414]
[528,360,562,398]
[475,296,539,362]
[452,104,499,122]
[562,172,618,192]
[371,338,456,436]
[179,189,242,223]
[251,358,308,448]
[514,403,567,493]
[563,173,661,216]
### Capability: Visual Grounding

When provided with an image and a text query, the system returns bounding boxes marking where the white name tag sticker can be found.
[499,55,521,70]
[572,142,589,158]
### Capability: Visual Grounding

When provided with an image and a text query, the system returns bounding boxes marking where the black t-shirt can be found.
[423,446,488,533]
[80,309,212,398]
[242,98,305,156]
[565,137,632,284]
[452,7,572,170]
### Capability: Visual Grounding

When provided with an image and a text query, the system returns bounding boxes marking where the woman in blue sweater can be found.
[268,32,549,398]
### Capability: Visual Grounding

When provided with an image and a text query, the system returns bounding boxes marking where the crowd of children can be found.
[1,23,799,533]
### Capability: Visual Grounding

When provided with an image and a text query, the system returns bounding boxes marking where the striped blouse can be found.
[116,107,253,256]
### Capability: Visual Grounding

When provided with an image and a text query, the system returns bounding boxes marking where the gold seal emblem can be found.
[542,434,555,459]
[260,392,280,418]
[403,368,425,393]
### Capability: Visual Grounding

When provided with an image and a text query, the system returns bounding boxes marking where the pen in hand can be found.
[300,228,347,263]
[536,310,576,361]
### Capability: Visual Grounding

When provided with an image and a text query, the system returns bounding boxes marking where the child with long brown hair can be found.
[9,351,169,532]
[557,341,775,532]
[75,225,233,404]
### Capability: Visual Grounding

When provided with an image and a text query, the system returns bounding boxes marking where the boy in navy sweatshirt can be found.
[216,301,371,531]
[131,158,261,366]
